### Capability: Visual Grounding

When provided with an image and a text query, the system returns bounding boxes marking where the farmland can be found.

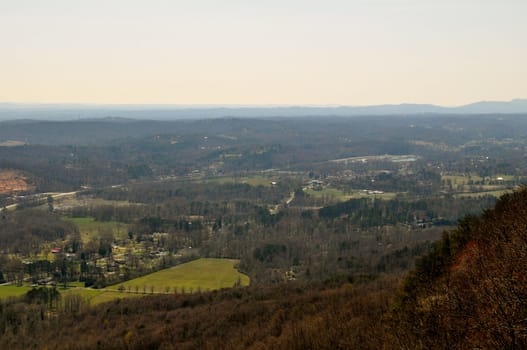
[201,175,278,187]
[454,189,511,198]
[328,154,419,164]
[61,287,143,306]
[111,258,249,293]
[304,187,397,202]
[441,174,517,197]
[0,258,248,305]
[0,285,32,300]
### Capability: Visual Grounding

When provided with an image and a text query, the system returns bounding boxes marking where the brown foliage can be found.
[2,277,397,350]
[392,188,527,349]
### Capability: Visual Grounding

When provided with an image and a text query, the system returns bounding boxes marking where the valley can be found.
[0,115,526,348]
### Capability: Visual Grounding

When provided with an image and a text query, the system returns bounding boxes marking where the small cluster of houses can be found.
[361,189,385,195]
[50,246,76,259]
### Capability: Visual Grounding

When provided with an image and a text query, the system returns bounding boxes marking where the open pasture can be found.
[304,187,397,202]
[0,285,32,300]
[201,175,277,187]
[112,258,249,293]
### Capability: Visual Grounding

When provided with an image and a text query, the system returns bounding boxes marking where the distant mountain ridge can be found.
[0,99,526,121]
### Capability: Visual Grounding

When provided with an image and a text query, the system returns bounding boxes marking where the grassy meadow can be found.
[202,175,276,187]
[1,259,249,305]
[304,187,397,202]
[0,285,33,300]
[111,258,249,293]
[454,189,511,198]
[61,258,250,306]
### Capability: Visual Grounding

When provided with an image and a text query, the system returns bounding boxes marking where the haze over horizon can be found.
[1,98,527,109]
[1,0,526,106]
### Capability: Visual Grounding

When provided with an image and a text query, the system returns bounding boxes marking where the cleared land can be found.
[113,258,249,292]
[56,196,133,210]
[61,288,144,306]
[454,190,511,198]
[0,140,26,147]
[442,174,516,197]
[442,174,516,185]
[201,175,277,187]
[62,258,249,306]
[0,170,33,194]
[328,154,418,164]
[63,217,129,242]
[1,259,249,305]
[0,285,32,300]
[304,188,397,202]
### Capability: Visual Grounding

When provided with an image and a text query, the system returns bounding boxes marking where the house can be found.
[51,247,62,254]
[309,180,324,191]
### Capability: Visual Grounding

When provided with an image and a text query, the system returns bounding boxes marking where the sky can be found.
[1,0,526,106]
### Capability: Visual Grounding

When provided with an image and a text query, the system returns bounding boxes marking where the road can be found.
[269,191,296,215]
[4,191,80,211]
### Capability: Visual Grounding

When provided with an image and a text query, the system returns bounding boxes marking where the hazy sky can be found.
[1,0,526,106]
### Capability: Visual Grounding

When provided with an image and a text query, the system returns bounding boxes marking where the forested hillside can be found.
[392,187,527,349]
[1,188,527,349]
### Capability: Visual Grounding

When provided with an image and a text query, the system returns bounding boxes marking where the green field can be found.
[202,175,276,187]
[442,174,516,185]
[454,190,510,198]
[304,188,397,201]
[61,288,144,306]
[329,154,418,164]
[350,191,397,200]
[63,217,129,242]
[62,258,250,306]
[112,258,249,292]
[0,284,120,304]
[0,285,32,300]
[442,174,476,185]
[304,188,353,201]
[58,196,133,209]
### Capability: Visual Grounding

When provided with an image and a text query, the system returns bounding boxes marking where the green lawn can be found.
[0,285,32,299]
[110,258,249,293]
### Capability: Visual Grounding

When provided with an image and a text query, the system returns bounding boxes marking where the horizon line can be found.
[1,98,526,109]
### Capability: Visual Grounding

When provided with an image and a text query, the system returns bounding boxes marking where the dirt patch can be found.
[0,140,26,147]
[0,170,34,194]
